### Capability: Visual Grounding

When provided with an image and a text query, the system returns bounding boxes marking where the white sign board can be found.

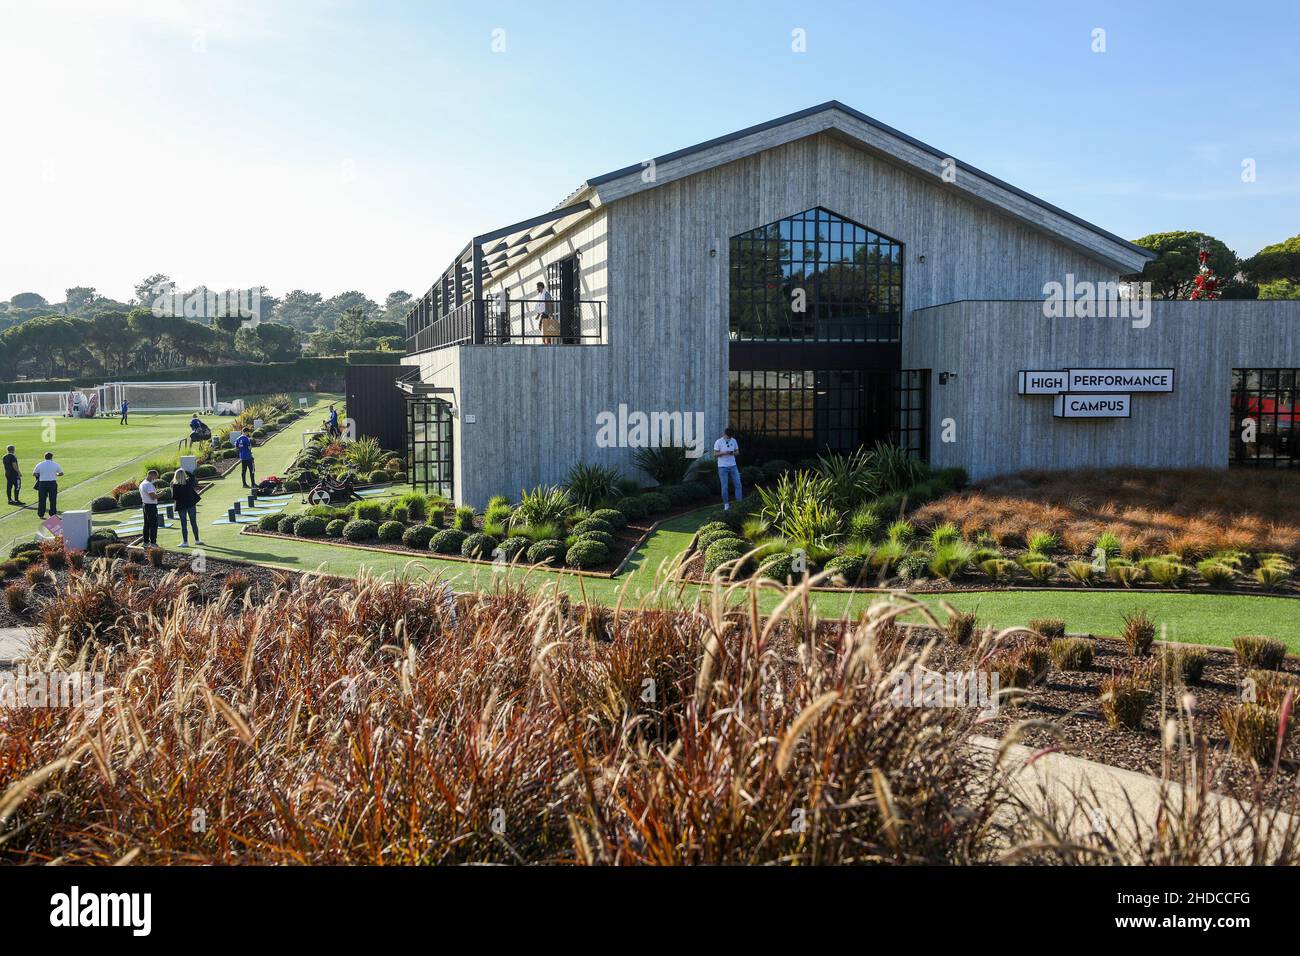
[1018,370,1069,395]
[1053,393,1131,419]
[1065,369,1174,393]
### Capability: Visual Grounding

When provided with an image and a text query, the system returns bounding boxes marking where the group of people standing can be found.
[138,467,203,547]
[4,446,65,518]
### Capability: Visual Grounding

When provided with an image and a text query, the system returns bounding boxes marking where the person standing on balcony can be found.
[533,280,558,344]
[714,427,742,511]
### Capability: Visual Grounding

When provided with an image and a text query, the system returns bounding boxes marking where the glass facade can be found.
[1231,368,1299,467]
[406,398,455,498]
[728,369,927,462]
[729,206,903,342]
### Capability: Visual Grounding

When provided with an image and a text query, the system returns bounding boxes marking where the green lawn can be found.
[125,409,1300,652]
[0,393,340,553]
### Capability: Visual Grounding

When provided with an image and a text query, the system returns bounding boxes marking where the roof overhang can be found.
[586,101,1154,274]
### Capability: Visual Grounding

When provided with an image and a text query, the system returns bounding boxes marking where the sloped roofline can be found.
[585,101,1155,269]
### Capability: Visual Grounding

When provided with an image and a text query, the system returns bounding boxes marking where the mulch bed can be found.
[912,626,1300,807]
[239,498,715,575]
[0,551,300,631]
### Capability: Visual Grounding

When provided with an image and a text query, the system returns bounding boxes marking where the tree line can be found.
[0,275,416,380]
[1126,231,1300,299]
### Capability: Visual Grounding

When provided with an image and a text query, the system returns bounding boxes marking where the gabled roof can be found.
[585,101,1154,273]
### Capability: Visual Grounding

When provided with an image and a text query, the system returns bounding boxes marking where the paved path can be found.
[0,626,35,667]
[971,734,1295,862]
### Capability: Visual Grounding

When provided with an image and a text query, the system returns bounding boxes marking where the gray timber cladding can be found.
[905,299,1300,481]
[413,127,1156,506]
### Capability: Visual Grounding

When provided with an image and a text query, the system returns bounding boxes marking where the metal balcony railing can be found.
[406,299,605,354]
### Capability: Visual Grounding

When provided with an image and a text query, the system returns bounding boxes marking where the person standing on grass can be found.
[171,467,202,546]
[119,398,129,424]
[32,452,63,519]
[327,404,341,438]
[714,427,742,511]
[235,427,255,488]
[139,469,160,546]
[3,445,20,506]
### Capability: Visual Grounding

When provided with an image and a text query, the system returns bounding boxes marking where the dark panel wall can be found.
[345,364,406,452]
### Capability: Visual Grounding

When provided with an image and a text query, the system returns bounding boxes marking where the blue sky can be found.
[1,0,1296,303]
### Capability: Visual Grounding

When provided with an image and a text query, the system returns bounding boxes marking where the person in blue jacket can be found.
[119,399,129,425]
[327,404,341,438]
[235,427,255,488]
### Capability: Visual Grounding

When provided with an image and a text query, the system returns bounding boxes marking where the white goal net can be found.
[5,391,86,416]
[95,381,217,414]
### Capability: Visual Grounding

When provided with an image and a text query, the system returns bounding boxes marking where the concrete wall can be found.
[905,299,1300,480]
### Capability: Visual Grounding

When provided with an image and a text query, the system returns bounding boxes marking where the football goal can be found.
[95,381,217,414]
[5,391,89,416]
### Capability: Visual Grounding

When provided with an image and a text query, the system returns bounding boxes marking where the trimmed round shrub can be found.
[498,536,530,562]
[430,529,467,554]
[588,508,627,530]
[91,495,118,513]
[572,517,614,537]
[566,539,609,569]
[325,518,346,537]
[277,515,297,534]
[393,472,407,483]
[253,428,268,438]
[342,519,378,542]
[697,527,744,551]
[401,524,437,549]
[698,520,735,536]
[526,539,565,565]
[284,479,301,492]
[294,515,328,537]
[367,469,389,484]
[704,539,749,574]
[461,532,499,559]
[824,554,866,586]
[687,481,713,500]
[9,542,42,560]
[614,496,648,520]
[574,529,615,550]
[196,464,218,479]
[118,490,142,508]
[638,492,671,515]
[740,465,764,488]
[378,520,405,542]
[258,513,282,531]
[661,485,694,505]
[758,553,799,583]
[761,459,793,479]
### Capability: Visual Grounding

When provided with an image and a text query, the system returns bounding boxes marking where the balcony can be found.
[407,299,606,354]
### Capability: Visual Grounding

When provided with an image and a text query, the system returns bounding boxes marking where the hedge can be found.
[461,532,498,559]
[498,536,530,562]
[294,515,328,537]
[704,539,749,574]
[0,357,346,399]
[526,539,565,565]
[401,525,437,549]
[377,520,404,542]
[573,529,615,550]
[346,350,402,365]
[430,529,467,554]
[342,519,378,542]
[565,539,609,569]
[91,495,118,513]
[325,518,347,537]
[588,508,626,530]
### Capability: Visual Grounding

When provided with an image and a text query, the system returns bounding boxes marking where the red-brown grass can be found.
[913,468,1300,557]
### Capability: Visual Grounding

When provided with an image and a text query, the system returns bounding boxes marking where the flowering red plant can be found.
[1189,249,1221,300]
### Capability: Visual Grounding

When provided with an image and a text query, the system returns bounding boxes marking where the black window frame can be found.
[1231,368,1299,467]
[728,206,903,344]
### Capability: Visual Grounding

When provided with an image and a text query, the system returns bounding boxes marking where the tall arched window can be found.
[729,207,902,342]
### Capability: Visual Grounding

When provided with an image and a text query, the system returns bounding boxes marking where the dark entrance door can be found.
[406,398,454,498]
[547,256,578,344]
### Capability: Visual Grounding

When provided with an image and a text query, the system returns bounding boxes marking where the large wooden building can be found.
[372,102,1300,505]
